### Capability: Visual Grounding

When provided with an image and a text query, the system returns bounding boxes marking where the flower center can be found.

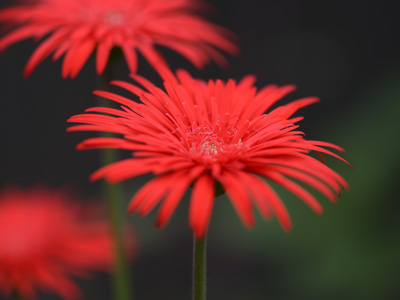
[184,125,225,157]
[182,121,249,163]
[200,140,223,156]
[103,11,124,25]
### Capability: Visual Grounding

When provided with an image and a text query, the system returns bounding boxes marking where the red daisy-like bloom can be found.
[68,70,350,239]
[0,186,133,300]
[0,0,238,78]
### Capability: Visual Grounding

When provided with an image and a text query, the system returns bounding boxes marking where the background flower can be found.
[68,70,349,239]
[0,0,238,78]
[0,186,134,300]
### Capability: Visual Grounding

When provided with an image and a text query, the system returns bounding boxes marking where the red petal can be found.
[237,172,273,220]
[189,173,215,239]
[128,174,174,214]
[89,159,153,183]
[122,43,138,74]
[69,38,96,78]
[0,26,46,52]
[271,166,337,202]
[218,172,255,227]
[268,173,323,214]
[23,29,68,77]
[251,176,292,231]
[96,36,113,74]
[155,173,193,228]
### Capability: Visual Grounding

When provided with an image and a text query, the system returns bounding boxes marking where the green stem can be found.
[97,69,133,300]
[193,234,207,300]
[11,291,20,300]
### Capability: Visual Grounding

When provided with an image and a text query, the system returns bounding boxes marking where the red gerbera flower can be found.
[0,0,238,78]
[68,70,350,239]
[0,186,133,300]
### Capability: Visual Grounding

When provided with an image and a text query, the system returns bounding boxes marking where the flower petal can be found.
[189,173,215,239]
[218,172,255,228]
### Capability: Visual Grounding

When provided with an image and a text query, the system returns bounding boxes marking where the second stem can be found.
[97,69,132,300]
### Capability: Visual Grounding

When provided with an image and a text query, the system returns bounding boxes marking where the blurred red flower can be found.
[68,70,350,239]
[0,0,238,78]
[0,186,133,299]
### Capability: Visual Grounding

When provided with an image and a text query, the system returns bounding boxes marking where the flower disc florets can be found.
[68,70,350,239]
[185,123,248,164]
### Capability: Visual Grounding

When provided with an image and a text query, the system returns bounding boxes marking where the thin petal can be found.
[138,45,175,82]
[218,172,255,228]
[156,172,194,228]
[23,29,69,77]
[96,36,113,74]
[128,174,175,214]
[270,166,337,202]
[122,43,138,74]
[89,159,154,183]
[69,38,96,78]
[189,173,215,238]
[75,137,137,151]
[267,173,323,214]
[251,176,292,231]
[237,172,273,220]
[0,26,46,52]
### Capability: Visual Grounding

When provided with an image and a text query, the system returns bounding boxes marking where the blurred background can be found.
[1,0,399,299]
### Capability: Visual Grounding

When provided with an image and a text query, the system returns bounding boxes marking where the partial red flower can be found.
[0,186,133,300]
[0,0,238,78]
[68,70,350,239]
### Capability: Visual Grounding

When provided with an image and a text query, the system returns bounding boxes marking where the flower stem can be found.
[193,234,207,300]
[11,291,20,300]
[97,69,133,300]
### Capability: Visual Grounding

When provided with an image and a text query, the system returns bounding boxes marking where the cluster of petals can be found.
[0,186,132,300]
[68,70,350,239]
[0,0,238,78]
